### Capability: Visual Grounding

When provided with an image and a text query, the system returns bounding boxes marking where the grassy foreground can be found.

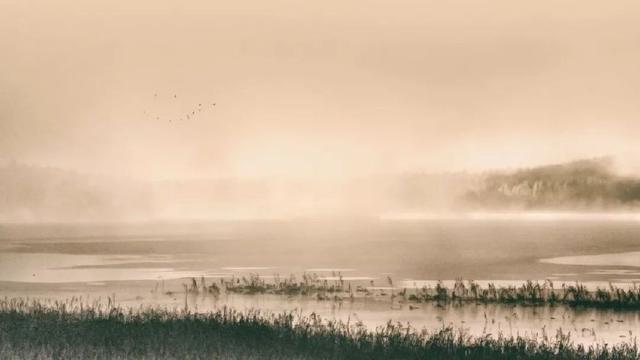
[0,298,639,359]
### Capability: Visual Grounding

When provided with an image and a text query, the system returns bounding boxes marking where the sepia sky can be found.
[2,0,640,180]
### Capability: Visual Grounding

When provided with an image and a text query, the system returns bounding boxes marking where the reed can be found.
[185,274,640,309]
[405,280,640,309]
[0,297,638,359]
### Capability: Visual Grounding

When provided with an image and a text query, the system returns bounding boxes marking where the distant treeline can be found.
[2,158,639,222]
[463,158,640,209]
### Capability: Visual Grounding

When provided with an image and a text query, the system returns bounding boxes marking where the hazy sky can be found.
[2,0,640,179]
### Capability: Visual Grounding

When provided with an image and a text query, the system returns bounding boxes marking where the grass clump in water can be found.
[195,274,640,309]
[407,280,640,309]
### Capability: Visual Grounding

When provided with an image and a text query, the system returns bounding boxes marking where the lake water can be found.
[2,217,640,346]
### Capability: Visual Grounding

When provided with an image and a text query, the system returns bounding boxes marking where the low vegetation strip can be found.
[0,297,639,359]
[184,274,640,309]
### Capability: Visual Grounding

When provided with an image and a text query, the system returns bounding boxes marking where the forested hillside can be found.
[463,158,640,209]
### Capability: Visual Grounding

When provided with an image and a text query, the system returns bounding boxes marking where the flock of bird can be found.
[143,93,216,123]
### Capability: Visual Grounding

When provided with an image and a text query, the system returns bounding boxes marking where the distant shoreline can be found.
[3,211,640,225]
[379,211,640,221]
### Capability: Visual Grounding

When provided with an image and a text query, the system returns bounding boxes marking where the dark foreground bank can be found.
[0,298,638,360]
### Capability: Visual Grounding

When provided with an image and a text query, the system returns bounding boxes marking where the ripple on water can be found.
[540,251,640,267]
[318,276,377,281]
[221,267,274,271]
[588,269,640,276]
[203,272,235,278]
[305,268,356,272]
[0,253,205,283]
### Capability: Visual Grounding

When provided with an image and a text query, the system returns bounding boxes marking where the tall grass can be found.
[0,297,638,359]
[184,274,640,309]
[407,280,640,309]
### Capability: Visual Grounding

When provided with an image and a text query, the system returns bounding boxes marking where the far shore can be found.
[379,211,640,221]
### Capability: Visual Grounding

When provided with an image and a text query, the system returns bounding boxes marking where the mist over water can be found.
[1,157,639,223]
[3,0,640,355]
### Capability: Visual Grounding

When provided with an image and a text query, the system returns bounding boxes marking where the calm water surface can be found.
[1,218,640,345]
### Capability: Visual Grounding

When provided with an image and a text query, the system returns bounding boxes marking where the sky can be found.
[2,0,640,180]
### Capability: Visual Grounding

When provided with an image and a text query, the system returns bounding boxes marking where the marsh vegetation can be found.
[1,297,639,359]
[180,274,640,310]
[4,220,640,357]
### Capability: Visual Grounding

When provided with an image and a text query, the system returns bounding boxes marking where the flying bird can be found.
[145,94,217,123]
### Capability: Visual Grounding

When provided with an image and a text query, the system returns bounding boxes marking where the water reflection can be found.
[118,292,640,347]
[541,251,640,267]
